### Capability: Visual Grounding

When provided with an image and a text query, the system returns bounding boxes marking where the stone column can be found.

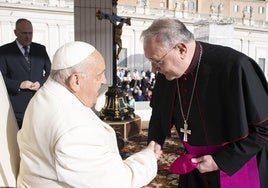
[74,0,113,85]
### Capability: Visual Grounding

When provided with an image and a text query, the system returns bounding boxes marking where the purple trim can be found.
[183,142,260,188]
[220,156,260,188]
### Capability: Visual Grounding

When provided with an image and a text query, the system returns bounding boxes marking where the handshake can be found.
[146,141,162,159]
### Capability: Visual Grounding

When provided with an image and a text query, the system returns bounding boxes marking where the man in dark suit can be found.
[0,18,51,129]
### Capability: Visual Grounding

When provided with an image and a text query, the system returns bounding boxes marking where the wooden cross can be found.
[180,120,191,142]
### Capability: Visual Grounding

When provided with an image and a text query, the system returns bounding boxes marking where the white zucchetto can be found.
[52,41,95,70]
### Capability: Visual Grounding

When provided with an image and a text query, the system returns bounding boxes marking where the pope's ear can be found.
[67,73,80,92]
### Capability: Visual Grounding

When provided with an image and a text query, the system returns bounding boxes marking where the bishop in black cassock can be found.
[147,41,268,188]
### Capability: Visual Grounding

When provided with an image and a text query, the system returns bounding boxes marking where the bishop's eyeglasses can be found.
[149,45,176,65]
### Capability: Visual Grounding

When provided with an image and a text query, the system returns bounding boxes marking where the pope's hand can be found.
[147,141,162,159]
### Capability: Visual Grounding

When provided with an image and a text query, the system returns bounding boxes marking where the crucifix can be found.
[180,120,191,142]
[96,0,134,121]
[96,2,131,86]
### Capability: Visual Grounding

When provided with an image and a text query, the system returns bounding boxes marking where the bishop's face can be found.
[143,36,189,80]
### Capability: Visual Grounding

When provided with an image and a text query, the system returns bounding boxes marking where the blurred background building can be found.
[116,0,268,79]
[0,0,267,82]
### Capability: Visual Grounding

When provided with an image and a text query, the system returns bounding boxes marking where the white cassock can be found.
[0,71,20,187]
[17,77,157,188]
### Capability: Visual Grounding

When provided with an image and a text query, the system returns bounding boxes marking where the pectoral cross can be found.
[180,120,191,142]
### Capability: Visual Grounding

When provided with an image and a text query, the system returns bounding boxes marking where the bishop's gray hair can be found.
[140,18,194,49]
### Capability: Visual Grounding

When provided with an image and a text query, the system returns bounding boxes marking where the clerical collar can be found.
[184,41,201,75]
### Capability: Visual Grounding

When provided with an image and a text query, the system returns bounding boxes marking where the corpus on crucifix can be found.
[96,10,130,58]
[96,10,131,84]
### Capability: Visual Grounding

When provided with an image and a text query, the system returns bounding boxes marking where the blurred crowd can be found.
[117,68,156,107]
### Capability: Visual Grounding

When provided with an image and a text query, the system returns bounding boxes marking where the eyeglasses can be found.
[150,46,175,65]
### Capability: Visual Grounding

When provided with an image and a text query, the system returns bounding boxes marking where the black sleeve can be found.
[147,107,166,146]
[212,130,265,175]
[147,73,176,146]
[213,56,268,175]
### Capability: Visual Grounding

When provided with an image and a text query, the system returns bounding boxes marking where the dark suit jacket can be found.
[0,41,51,124]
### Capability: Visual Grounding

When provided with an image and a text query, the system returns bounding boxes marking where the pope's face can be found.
[77,52,106,107]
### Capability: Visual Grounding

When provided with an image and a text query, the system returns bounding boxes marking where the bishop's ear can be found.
[175,43,187,59]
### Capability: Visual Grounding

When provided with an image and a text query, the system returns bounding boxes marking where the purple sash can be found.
[171,142,260,188]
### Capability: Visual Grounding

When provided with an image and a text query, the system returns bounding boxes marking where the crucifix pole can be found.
[112,25,117,85]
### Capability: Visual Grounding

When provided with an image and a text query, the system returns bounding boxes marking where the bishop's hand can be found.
[191,155,219,173]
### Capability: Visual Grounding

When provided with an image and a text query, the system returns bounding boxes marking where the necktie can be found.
[23,46,29,62]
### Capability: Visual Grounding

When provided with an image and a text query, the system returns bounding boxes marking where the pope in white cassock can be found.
[17,41,162,188]
[0,71,20,187]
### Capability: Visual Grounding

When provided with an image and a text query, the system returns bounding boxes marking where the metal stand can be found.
[99,85,134,121]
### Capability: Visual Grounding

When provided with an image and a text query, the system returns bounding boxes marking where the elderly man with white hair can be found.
[16,41,162,188]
